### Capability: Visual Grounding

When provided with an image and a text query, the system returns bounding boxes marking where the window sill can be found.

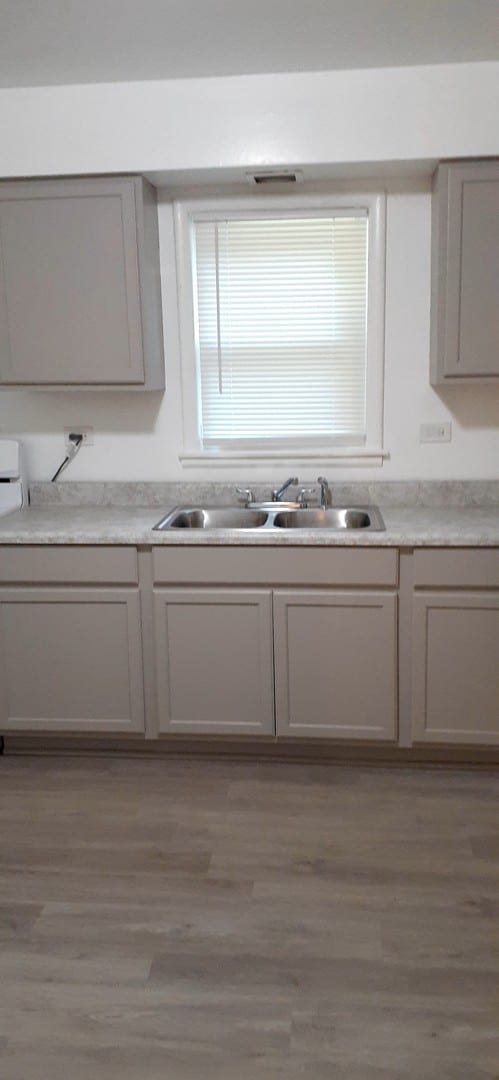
[179,449,389,469]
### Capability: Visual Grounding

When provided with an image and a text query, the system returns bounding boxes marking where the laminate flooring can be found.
[0,756,497,1079]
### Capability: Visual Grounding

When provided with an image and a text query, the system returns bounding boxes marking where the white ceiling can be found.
[0,0,498,89]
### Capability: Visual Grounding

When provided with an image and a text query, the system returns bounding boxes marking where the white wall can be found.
[0,62,498,176]
[0,61,498,484]
[1,180,498,484]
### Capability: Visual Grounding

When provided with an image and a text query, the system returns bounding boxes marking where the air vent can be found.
[245,170,304,185]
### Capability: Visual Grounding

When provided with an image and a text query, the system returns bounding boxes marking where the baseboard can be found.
[3,733,499,768]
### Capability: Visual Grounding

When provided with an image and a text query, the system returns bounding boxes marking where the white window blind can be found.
[193,213,368,449]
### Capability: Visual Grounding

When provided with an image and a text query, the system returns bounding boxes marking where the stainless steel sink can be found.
[153,507,269,530]
[153,504,385,531]
[272,507,384,530]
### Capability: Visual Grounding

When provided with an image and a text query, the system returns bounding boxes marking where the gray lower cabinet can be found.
[0,587,145,733]
[411,550,499,746]
[412,591,499,745]
[1,544,496,749]
[0,546,145,735]
[0,176,164,388]
[430,160,499,383]
[273,590,398,740]
[153,588,274,735]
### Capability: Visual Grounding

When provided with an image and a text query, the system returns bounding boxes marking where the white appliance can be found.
[0,439,27,516]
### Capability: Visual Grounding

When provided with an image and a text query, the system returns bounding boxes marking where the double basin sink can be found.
[153,502,385,532]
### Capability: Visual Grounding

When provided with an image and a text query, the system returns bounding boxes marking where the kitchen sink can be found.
[272,507,382,530]
[153,504,385,532]
[153,507,269,530]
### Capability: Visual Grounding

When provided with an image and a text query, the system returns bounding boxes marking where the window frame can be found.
[174,189,387,468]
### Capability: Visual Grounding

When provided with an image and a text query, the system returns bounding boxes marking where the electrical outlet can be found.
[419,422,452,444]
[64,426,94,448]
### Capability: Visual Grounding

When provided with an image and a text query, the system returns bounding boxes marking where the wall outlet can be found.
[419,421,452,444]
[64,426,94,448]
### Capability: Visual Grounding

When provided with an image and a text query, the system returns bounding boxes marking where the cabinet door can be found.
[274,590,397,740]
[0,588,144,733]
[0,177,155,386]
[431,161,499,382]
[153,589,274,735]
[412,592,499,745]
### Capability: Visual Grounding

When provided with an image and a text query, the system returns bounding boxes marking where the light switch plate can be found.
[420,421,452,443]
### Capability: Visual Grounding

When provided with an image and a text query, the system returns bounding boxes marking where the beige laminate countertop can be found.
[0,504,498,546]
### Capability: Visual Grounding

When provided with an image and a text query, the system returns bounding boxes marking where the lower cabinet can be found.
[412,591,499,745]
[152,586,398,741]
[2,544,497,752]
[0,587,144,733]
[153,588,274,734]
[151,548,399,741]
[273,590,398,739]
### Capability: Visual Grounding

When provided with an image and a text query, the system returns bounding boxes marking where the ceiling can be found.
[0,0,498,89]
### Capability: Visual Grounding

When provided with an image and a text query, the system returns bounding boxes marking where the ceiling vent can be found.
[245,169,304,185]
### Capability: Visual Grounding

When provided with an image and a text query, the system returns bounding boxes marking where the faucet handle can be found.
[235,486,255,506]
[297,487,316,507]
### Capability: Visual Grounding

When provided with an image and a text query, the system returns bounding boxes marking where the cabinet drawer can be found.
[0,546,138,584]
[413,549,499,589]
[152,546,398,587]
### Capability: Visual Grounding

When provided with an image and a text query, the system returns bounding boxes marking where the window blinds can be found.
[193,214,368,448]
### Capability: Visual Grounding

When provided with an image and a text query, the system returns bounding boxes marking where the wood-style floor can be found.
[0,756,497,1079]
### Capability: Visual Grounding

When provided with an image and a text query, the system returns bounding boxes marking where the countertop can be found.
[0,504,498,546]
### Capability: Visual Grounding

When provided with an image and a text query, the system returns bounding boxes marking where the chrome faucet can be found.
[272,476,298,501]
[318,476,331,509]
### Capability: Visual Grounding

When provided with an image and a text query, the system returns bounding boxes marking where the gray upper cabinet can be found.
[430,160,499,384]
[0,176,164,388]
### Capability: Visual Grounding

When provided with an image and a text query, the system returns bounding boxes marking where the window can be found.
[175,191,386,466]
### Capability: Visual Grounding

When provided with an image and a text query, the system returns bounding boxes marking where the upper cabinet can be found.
[430,160,499,385]
[0,176,164,389]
